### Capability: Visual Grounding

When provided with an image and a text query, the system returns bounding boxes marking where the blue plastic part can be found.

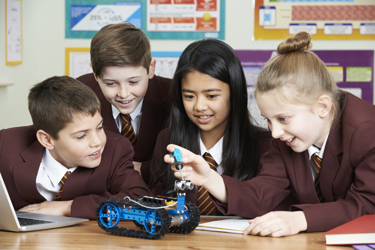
[171,148,183,170]
[98,203,121,228]
[171,148,182,162]
[177,195,186,213]
[143,210,161,235]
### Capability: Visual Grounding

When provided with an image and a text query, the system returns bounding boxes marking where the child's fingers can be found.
[244,213,286,237]
[244,223,254,235]
[164,154,174,164]
[166,144,193,162]
[244,215,269,235]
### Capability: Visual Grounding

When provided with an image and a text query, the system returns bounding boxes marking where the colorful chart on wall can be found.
[254,0,375,40]
[145,0,225,40]
[236,50,374,127]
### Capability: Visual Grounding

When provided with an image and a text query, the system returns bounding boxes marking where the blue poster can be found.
[66,0,142,39]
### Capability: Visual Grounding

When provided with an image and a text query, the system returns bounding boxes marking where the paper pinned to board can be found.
[196,218,249,234]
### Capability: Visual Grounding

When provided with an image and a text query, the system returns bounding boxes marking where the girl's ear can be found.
[316,95,333,118]
[36,130,55,150]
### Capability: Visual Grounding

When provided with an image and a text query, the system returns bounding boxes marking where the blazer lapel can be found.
[320,121,343,202]
[292,150,321,204]
[13,141,46,203]
[101,100,119,134]
[59,167,93,200]
[135,89,165,160]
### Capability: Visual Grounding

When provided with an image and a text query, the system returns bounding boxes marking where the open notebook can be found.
[0,173,87,232]
[196,218,250,234]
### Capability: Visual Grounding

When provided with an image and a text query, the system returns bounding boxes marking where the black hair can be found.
[152,39,267,192]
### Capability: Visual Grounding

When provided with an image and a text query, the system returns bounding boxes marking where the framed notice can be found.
[254,0,375,40]
[65,48,92,78]
[6,0,22,65]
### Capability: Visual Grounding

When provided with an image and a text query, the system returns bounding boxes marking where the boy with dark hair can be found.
[77,23,171,184]
[0,76,151,219]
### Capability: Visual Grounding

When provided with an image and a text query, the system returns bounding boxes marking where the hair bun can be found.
[277,31,312,54]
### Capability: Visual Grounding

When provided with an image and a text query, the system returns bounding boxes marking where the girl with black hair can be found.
[150,39,271,216]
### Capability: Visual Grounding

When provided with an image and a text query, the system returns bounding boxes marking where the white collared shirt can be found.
[199,135,224,175]
[36,149,77,201]
[307,132,330,182]
[112,99,143,136]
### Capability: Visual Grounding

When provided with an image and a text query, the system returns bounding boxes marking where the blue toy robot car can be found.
[96,149,200,239]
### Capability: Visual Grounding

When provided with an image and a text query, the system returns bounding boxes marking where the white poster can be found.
[6,0,22,65]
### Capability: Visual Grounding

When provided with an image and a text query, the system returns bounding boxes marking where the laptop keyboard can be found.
[18,217,54,226]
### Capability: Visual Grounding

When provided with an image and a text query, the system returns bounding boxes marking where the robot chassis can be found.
[96,149,201,239]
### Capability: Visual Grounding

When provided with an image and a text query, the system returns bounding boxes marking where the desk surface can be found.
[0,217,351,250]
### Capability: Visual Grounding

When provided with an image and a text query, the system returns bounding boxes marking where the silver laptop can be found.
[0,173,88,232]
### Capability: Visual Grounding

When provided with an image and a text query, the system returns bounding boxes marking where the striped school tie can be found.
[197,152,218,215]
[311,153,325,202]
[120,114,137,148]
[55,171,71,201]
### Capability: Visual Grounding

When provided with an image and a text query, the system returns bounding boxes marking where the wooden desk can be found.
[0,217,351,250]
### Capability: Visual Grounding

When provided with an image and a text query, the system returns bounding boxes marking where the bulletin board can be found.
[254,0,375,40]
[65,0,225,40]
[236,50,374,127]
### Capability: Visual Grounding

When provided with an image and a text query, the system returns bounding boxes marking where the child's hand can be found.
[18,200,73,217]
[165,144,228,203]
[164,144,213,186]
[244,211,307,237]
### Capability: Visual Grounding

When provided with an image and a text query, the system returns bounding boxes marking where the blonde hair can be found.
[255,31,341,119]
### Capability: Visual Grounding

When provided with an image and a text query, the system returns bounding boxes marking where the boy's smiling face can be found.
[96,64,154,115]
[48,111,106,169]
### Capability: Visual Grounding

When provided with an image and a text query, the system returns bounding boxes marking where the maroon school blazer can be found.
[0,126,152,219]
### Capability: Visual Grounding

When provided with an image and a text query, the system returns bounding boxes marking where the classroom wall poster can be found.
[145,0,225,40]
[254,0,375,40]
[65,0,142,39]
[6,0,22,65]
[152,51,181,79]
[65,48,92,78]
[235,50,374,128]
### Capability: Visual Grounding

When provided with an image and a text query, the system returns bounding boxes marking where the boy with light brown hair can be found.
[77,22,171,184]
